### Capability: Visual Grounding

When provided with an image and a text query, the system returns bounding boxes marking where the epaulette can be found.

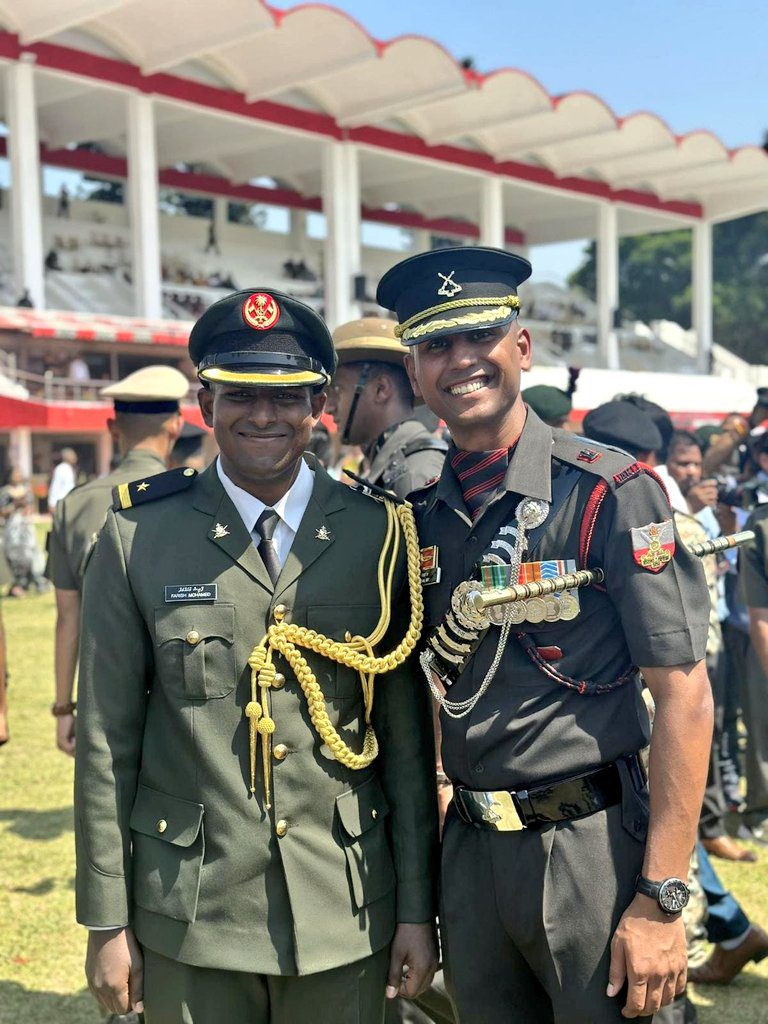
[552,431,638,486]
[112,466,197,511]
[343,469,405,505]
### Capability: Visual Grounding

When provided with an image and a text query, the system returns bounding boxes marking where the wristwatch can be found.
[635,875,690,915]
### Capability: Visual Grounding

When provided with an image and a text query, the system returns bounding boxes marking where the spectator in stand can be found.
[68,356,91,382]
[48,448,78,514]
[16,289,33,308]
[57,183,70,218]
[661,432,756,862]
[739,495,768,841]
[44,247,62,272]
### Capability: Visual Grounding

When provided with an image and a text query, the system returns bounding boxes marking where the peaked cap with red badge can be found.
[189,288,336,388]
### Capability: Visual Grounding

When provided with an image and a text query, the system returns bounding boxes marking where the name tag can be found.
[164,584,218,603]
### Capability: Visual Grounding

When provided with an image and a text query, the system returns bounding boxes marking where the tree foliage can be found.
[568,212,768,364]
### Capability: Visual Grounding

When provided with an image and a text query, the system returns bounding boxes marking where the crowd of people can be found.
[2,250,768,1024]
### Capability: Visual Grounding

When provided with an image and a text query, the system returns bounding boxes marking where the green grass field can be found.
[1,590,767,1022]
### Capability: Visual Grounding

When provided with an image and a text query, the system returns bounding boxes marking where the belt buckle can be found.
[466,790,526,832]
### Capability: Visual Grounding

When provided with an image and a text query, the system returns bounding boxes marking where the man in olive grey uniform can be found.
[739,502,768,836]
[75,289,438,1023]
[377,247,714,1023]
[46,365,188,756]
[326,318,446,499]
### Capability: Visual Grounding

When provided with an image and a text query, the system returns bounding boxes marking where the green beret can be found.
[522,384,572,422]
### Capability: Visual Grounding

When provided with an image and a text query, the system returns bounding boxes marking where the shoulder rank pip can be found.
[112,466,197,511]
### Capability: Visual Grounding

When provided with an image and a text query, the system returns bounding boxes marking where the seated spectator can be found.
[44,247,62,272]
[0,467,48,596]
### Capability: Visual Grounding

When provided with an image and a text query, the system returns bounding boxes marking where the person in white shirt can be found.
[48,448,78,513]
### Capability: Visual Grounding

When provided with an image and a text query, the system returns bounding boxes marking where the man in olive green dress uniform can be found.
[75,290,438,1023]
[47,365,188,755]
[327,317,447,499]
[377,247,714,1023]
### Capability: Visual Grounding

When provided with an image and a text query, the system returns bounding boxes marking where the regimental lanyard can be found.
[422,496,550,719]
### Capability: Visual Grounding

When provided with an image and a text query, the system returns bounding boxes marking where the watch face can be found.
[658,878,690,914]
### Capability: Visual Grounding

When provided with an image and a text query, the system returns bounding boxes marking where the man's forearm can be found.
[55,589,81,704]
[748,608,768,679]
[642,661,713,879]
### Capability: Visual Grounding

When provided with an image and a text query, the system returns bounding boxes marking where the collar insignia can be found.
[315,525,331,541]
[212,522,230,539]
[437,270,462,297]
[136,481,150,492]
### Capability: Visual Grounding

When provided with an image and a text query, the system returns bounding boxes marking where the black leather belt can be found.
[452,756,640,832]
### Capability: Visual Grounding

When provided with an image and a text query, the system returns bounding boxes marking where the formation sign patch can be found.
[630,519,674,572]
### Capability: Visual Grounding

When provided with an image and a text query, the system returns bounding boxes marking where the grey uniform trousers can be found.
[143,945,390,1024]
[440,802,651,1024]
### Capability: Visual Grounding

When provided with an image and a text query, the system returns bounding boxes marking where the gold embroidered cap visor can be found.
[189,287,337,388]
[376,246,532,347]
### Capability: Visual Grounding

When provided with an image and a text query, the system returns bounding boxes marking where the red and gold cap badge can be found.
[242,292,280,331]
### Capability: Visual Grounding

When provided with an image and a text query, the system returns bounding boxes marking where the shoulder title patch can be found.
[613,462,643,488]
[112,466,197,511]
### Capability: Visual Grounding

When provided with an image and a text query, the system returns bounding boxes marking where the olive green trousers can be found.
[143,944,390,1024]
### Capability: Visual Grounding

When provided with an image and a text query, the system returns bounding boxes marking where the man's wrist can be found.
[51,701,76,716]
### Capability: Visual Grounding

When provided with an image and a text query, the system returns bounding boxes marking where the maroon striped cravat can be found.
[450,444,513,520]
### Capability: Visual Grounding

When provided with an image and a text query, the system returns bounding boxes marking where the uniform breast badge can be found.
[630,520,674,573]
[315,525,331,541]
[437,270,462,297]
[212,522,230,539]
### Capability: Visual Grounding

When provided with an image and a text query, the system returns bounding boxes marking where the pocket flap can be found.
[154,604,234,646]
[336,775,390,840]
[130,784,204,848]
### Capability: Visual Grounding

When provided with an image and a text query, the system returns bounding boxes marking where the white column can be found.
[692,220,713,374]
[321,141,361,328]
[288,208,307,256]
[479,176,505,249]
[6,58,45,309]
[127,92,162,319]
[596,203,620,369]
[9,427,33,477]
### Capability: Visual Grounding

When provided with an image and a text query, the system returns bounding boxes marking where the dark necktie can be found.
[450,445,513,521]
[255,509,281,586]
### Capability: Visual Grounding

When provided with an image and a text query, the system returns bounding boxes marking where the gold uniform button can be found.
[156,819,168,834]
[186,630,200,646]
[183,468,195,477]
[272,672,286,689]
[273,744,289,761]
[273,604,288,619]
[275,819,289,837]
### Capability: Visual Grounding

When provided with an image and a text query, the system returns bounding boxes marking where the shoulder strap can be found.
[401,435,449,458]
[112,467,197,511]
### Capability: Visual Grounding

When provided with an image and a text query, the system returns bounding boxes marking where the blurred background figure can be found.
[0,466,48,597]
[522,367,581,429]
[47,447,78,515]
[581,398,662,462]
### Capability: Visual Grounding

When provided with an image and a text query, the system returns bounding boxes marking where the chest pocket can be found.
[306,604,381,699]
[154,604,237,700]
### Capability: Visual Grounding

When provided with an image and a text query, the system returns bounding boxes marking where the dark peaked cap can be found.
[376,246,531,346]
[583,400,663,455]
[190,288,336,388]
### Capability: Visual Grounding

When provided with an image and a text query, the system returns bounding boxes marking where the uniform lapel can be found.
[274,462,345,600]
[192,464,273,593]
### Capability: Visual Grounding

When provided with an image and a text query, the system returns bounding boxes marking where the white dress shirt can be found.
[216,456,315,567]
[48,461,77,511]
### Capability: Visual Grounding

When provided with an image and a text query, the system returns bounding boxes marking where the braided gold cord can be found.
[402,307,518,343]
[394,294,520,338]
[245,500,424,799]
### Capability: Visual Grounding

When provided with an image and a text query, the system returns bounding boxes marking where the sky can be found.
[271,0,768,281]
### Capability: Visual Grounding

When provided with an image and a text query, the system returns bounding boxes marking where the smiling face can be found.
[199,382,325,501]
[404,322,532,450]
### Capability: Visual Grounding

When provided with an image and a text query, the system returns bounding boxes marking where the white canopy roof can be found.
[0,0,766,231]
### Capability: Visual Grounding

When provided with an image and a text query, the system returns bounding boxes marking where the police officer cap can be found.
[376,246,531,347]
[522,384,572,422]
[189,289,336,389]
[583,400,662,455]
[332,317,405,367]
[100,365,189,413]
